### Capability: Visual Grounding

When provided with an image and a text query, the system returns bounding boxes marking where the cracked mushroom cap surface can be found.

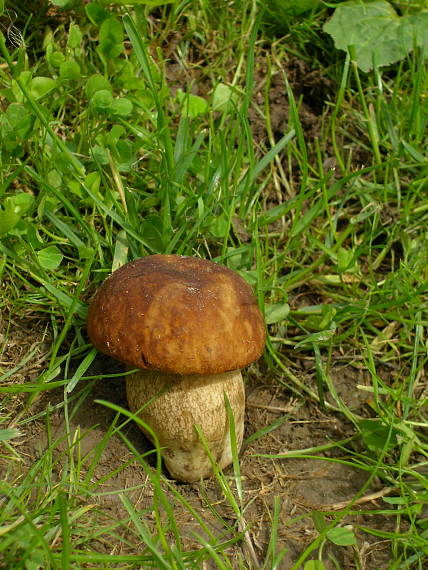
[86,254,266,375]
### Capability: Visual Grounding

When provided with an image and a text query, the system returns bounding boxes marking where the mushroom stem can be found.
[125,370,245,482]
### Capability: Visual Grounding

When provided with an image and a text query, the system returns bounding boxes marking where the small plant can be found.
[324,0,428,72]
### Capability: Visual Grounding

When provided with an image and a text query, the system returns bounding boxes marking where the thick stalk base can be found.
[126,370,245,482]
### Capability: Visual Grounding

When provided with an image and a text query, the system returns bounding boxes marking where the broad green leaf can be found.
[209,214,229,238]
[359,419,398,452]
[86,172,101,194]
[66,179,84,198]
[69,171,105,207]
[11,71,32,103]
[0,193,35,236]
[30,76,57,99]
[115,140,136,169]
[304,305,337,332]
[85,3,109,26]
[224,246,251,271]
[0,428,21,442]
[49,0,74,6]
[383,496,409,505]
[91,145,109,165]
[0,103,34,151]
[0,208,20,236]
[111,97,134,116]
[78,245,96,260]
[311,511,327,533]
[47,50,65,68]
[337,246,358,273]
[37,245,64,271]
[265,303,290,325]
[67,23,82,49]
[107,125,126,145]
[294,325,336,348]
[98,17,124,59]
[90,89,114,113]
[304,562,326,570]
[8,193,34,215]
[112,230,129,272]
[237,269,258,287]
[405,12,428,50]
[59,60,81,80]
[116,60,148,90]
[140,214,164,252]
[324,0,428,72]
[212,83,237,112]
[85,74,112,98]
[177,90,208,118]
[326,526,357,546]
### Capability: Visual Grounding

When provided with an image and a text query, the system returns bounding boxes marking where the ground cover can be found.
[0,1,427,568]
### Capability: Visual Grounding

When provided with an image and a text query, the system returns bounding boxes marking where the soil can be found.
[1,315,401,569]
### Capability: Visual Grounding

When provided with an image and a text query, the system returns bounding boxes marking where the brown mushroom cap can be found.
[87,254,265,375]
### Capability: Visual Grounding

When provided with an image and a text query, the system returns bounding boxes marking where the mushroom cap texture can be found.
[87,255,266,375]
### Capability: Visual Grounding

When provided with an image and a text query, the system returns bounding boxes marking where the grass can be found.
[0,0,427,568]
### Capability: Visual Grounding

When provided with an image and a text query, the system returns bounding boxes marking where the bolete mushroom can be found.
[86,254,265,482]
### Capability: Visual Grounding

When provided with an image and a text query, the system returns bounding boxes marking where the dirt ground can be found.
[1,313,402,569]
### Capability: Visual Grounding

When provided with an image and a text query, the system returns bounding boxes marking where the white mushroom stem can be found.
[125,370,245,482]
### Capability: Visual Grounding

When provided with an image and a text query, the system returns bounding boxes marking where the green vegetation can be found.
[0,0,427,568]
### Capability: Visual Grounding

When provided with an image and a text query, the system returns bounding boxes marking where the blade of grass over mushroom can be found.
[194,432,257,567]
[91,403,193,562]
[94,399,163,473]
[224,394,243,503]
[194,425,241,519]
[116,425,245,566]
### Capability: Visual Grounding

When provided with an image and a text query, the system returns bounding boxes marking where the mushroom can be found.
[86,254,265,482]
